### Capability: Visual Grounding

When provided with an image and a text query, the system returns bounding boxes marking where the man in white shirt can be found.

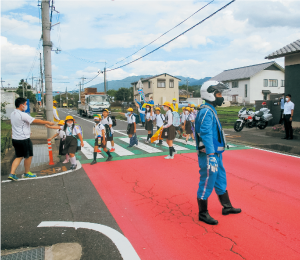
[8,98,54,181]
[282,94,295,140]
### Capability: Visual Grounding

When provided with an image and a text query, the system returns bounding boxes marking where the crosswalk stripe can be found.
[119,138,163,153]
[141,137,189,151]
[81,141,104,159]
[174,138,196,146]
[106,142,135,156]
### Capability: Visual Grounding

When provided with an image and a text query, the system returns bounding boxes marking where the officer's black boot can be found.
[218,190,241,215]
[142,122,145,127]
[197,199,218,225]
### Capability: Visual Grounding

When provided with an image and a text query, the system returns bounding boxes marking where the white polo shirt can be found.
[283,101,295,115]
[11,109,35,140]
[60,125,81,136]
[125,113,136,124]
[101,116,114,134]
[155,113,165,127]
[93,123,105,138]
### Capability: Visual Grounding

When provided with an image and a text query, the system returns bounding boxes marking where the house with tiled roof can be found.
[265,39,300,127]
[131,73,181,105]
[210,61,285,104]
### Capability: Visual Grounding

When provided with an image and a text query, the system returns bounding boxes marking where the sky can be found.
[1,0,300,92]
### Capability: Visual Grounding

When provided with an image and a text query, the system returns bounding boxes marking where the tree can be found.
[16,79,35,102]
[107,89,117,102]
[115,88,131,101]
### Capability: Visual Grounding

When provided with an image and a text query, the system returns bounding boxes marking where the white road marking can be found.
[38,221,140,260]
[119,138,163,153]
[81,141,104,159]
[2,161,82,183]
[247,146,300,158]
[106,142,134,156]
[141,137,189,151]
[174,138,196,146]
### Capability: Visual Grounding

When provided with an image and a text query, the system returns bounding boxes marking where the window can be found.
[281,80,285,87]
[263,79,268,87]
[157,80,166,88]
[245,84,247,98]
[269,79,278,87]
[232,81,239,88]
[169,80,174,88]
[148,81,151,89]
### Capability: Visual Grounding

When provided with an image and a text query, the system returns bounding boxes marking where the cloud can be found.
[1,36,38,76]
[1,0,27,12]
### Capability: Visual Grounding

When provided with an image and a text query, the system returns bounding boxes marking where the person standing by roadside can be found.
[282,94,294,140]
[171,98,179,112]
[53,100,60,122]
[8,98,54,181]
[135,99,146,127]
[278,94,285,124]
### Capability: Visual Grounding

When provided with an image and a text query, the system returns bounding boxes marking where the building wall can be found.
[285,53,300,66]
[225,79,250,103]
[285,63,300,127]
[133,74,180,105]
[249,69,285,103]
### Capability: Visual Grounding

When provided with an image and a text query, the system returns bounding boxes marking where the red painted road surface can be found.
[83,149,300,260]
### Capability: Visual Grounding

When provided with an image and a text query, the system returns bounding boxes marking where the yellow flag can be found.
[151,126,164,143]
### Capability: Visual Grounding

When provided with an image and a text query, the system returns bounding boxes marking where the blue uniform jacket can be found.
[135,99,145,122]
[195,103,223,155]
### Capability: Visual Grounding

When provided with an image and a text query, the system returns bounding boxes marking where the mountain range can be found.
[88,75,211,92]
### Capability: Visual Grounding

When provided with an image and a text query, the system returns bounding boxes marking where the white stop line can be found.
[38,221,140,260]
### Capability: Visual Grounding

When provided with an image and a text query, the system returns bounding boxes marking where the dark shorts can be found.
[162,125,176,140]
[62,136,78,155]
[185,121,193,134]
[145,120,153,131]
[12,138,33,158]
[127,124,134,135]
[106,134,114,141]
[94,138,107,148]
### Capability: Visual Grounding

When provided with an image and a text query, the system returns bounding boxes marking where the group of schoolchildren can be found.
[46,108,116,169]
[120,98,201,159]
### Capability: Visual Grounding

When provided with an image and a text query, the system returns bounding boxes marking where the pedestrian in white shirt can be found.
[161,101,176,159]
[184,107,195,144]
[136,103,155,143]
[8,98,54,181]
[154,107,165,145]
[46,115,84,170]
[120,107,137,147]
[101,109,115,152]
[282,94,295,140]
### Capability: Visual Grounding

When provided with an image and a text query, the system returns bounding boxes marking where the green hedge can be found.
[1,121,12,159]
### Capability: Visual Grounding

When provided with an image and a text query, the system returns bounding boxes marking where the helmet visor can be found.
[207,83,229,94]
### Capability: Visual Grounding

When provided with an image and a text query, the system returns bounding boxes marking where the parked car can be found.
[178,101,197,108]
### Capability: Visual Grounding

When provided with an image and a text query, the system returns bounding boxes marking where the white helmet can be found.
[200,80,228,102]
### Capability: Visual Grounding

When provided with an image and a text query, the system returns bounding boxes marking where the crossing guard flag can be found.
[151,126,164,143]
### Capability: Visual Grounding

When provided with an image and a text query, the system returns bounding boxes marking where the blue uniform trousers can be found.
[197,153,227,200]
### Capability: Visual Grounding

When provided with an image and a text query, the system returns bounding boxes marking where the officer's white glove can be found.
[207,155,218,173]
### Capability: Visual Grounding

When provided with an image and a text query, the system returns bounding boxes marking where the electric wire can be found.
[107,0,214,68]
[106,0,235,72]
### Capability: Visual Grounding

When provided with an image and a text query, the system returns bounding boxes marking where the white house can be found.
[210,61,285,104]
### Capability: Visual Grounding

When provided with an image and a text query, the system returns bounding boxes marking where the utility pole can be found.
[41,0,54,138]
[1,78,5,88]
[80,77,86,93]
[22,80,25,98]
[186,79,189,99]
[60,92,62,108]
[40,52,44,107]
[104,67,107,93]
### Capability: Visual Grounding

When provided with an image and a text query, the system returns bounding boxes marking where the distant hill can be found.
[88,75,211,92]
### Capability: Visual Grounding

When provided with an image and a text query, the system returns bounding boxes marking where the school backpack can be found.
[172,112,181,127]
[109,116,117,127]
[132,113,140,124]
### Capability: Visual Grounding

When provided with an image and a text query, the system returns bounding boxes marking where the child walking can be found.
[161,101,176,159]
[46,115,84,170]
[120,108,137,147]
[136,102,155,143]
[101,109,115,152]
[154,107,165,145]
[184,107,195,144]
[50,120,69,163]
[91,114,113,164]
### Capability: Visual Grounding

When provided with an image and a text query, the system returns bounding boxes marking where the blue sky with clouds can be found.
[2,0,300,92]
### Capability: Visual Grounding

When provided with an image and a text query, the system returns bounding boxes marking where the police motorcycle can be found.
[234,102,273,132]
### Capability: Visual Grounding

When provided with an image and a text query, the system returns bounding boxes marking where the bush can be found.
[1,121,12,159]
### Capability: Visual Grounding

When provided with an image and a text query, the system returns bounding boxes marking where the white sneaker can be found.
[145,140,149,144]
[164,155,174,159]
[185,140,188,145]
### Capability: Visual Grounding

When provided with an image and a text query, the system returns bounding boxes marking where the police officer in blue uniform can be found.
[135,99,146,127]
[195,81,241,225]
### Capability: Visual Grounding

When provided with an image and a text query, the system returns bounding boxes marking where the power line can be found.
[26,39,42,80]
[61,50,106,64]
[107,0,214,69]
[107,0,235,72]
